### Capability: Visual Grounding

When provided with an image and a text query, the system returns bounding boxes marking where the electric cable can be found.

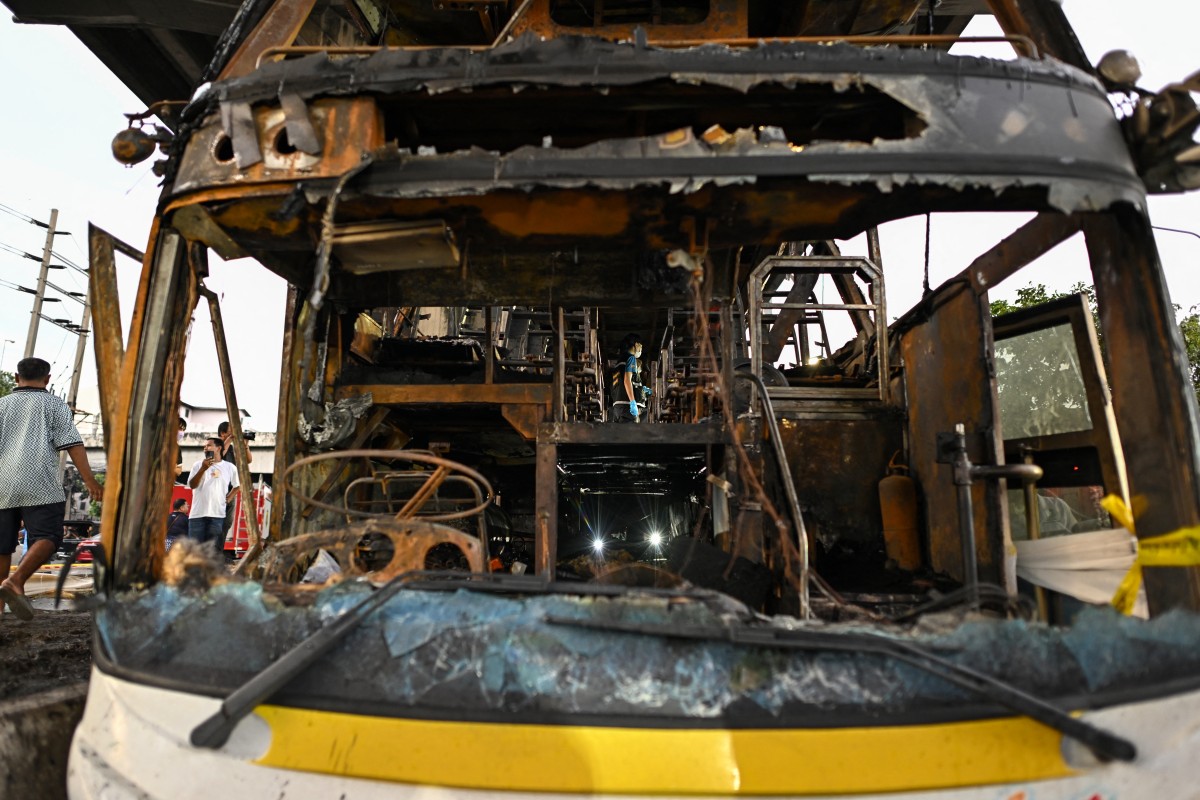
[0,202,49,228]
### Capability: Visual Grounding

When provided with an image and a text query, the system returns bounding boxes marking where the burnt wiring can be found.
[683,252,880,621]
[889,583,1037,624]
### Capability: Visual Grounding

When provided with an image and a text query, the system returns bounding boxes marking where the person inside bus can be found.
[186,438,238,550]
[611,334,651,423]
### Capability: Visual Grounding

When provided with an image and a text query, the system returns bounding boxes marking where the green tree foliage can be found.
[88,473,106,519]
[989,282,1097,322]
[992,282,1200,405]
[0,372,12,398]
[1178,310,1200,404]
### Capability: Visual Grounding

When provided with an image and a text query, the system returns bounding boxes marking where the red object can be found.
[75,484,272,562]
[223,485,272,558]
[170,484,193,512]
[74,534,101,563]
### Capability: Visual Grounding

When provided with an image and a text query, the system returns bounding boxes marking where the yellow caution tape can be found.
[1138,527,1200,567]
[1103,494,1200,615]
[1101,494,1137,535]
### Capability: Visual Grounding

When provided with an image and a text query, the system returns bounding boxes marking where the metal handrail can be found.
[734,371,810,619]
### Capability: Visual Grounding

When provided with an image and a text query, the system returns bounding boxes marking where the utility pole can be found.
[59,287,94,505]
[23,208,59,359]
[66,303,92,412]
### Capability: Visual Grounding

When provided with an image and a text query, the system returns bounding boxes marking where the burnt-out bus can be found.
[31,0,1200,797]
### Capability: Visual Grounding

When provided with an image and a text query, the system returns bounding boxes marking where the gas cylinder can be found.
[879,453,921,571]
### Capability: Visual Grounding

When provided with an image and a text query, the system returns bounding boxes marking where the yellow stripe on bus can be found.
[253,706,1073,795]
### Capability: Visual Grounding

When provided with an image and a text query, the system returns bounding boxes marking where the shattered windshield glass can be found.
[97,583,1200,722]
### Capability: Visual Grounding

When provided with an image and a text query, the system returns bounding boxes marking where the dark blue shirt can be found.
[166,511,189,540]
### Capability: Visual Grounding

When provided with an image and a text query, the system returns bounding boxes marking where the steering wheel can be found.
[282,449,494,522]
[261,517,486,584]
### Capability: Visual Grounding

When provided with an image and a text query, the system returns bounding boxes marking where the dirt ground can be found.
[0,606,93,701]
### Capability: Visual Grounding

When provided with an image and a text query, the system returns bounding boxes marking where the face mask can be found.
[634,345,643,358]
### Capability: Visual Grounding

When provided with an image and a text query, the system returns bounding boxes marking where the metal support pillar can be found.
[200,284,263,569]
[949,423,1043,608]
[1084,209,1200,613]
[535,436,557,576]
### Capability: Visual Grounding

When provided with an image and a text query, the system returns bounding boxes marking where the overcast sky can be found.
[0,2,1196,429]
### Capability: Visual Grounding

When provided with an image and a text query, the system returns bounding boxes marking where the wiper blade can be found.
[545,615,1136,763]
[191,572,420,749]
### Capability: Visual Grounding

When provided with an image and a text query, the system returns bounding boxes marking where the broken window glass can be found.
[96,583,1200,722]
[996,323,1093,440]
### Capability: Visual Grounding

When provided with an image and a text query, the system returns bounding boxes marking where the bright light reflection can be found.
[592,538,605,553]
[648,532,663,547]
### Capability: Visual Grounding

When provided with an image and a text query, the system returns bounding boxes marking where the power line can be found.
[49,249,82,268]
[38,312,83,334]
[0,241,43,262]
[0,276,66,302]
[1154,225,1200,243]
[44,278,87,305]
[49,248,87,277]
[0,202,50,228]
[0,240,70,270]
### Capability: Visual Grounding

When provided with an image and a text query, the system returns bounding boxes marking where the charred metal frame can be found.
[77,0,1200,618]
[748,254,887,402]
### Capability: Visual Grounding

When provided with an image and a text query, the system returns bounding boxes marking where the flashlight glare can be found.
[649,532,663,547]
[592,538,605,553]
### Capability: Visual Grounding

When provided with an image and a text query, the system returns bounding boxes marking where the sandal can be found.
[0,584,33,620]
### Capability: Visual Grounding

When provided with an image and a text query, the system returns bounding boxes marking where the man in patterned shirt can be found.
[0,357,103,619]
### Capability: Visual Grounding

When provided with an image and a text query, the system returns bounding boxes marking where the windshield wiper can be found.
[190,572,421,748]
[190,569,742,748]
[544,615,1136,763]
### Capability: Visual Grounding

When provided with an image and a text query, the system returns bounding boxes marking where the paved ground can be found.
[0,604,92,701]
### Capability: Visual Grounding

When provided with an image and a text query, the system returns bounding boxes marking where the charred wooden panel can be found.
[900,287,1006,584]
[87,225,136,447]
[776,415,904,552]
[106,227,198,588]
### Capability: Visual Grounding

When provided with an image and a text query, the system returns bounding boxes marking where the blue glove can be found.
[629,400,639,418]
[640,385,652,398]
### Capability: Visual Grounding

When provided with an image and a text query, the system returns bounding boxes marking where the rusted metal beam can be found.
[763,274,818,362]
[198,275,262,571]
[105,226,197,589]
[867,227,890,405]
[501,403,544,440]
[217,0,318,81]
[534,437,557,575]
[270,285,299,542]
[963,213,1082,296]
[87,224,138,444]
[484,306,495,384]
[335,383,552,406]
[538,421,728,446]
[1083,209,1200,614]
[553,306,566,423]
[985,0,1092,72]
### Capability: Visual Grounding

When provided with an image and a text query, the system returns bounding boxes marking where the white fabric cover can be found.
[1015,528,1148,618]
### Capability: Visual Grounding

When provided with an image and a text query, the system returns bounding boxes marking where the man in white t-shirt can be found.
[187,437,239,549]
